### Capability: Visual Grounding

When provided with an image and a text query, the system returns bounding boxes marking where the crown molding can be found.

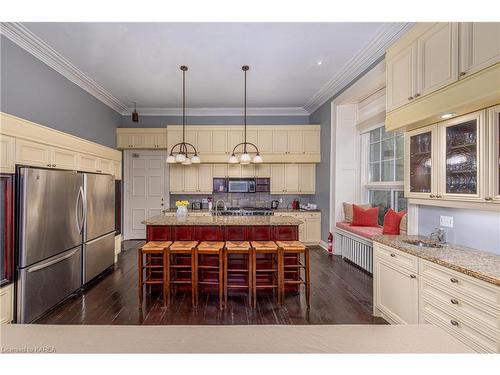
[1,22,128,114]
[304,22,414,114]
[125,107,310,116]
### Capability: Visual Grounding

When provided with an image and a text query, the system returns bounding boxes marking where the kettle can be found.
[292,199,300,210]
[271,200,280,210]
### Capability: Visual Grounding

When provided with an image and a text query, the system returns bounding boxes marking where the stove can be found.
[214,207,274,216]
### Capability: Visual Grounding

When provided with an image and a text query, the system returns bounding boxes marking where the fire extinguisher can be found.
[327,232,333,253]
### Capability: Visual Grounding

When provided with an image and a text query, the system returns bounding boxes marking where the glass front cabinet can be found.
[487,104,500,203]
[405,107,499,203]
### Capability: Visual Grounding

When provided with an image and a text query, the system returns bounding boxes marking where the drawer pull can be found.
[450,278,459,284]
[450,320,459,327]
[450,299,459,305]
[390,253,396,257]
[410,274,416,279]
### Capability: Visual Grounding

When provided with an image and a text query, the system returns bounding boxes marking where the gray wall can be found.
[0,35,121,148]
[418,206,500,255]
[121,115,310,127]
[308,101,331,243]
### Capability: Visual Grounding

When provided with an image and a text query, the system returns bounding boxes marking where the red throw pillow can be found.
[383,209,407,235]
[351,204,379,227]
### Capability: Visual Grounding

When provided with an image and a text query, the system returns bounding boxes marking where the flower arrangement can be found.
[175,200,189,207]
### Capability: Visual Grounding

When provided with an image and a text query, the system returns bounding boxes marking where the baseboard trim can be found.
[319,240,330,253]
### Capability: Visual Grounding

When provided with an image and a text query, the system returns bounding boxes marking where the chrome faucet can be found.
[429,227,446,244]
[214,199,227,216]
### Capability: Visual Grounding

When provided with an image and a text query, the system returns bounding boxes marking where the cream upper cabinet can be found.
[197,164,213,193]
[113,161,122,180]
[405,124,439,199]
[270,164,285,193]
[255,164,271,178]
[167,130,197,152]
[79,153,99,172]
[52,148,79,170]
[0,135,15,173]
[16,139,51,167]
[117,133,132,148]
[437,111,485,202]
[487,105,500,203]
[227,164,242,177]
[227,131,243,154]
[417,23,458,97]
[373,248,419,325]
[169,164,184,193]
[196,130,213,155]
[241,164,256,177]
[460,23,500,78]
[212,130,228,155]
[299,164,316,193]
[213,164,228,177]
[272,130,288,153]
[117,129,167,149]
[386,42,417,112]
[257,129,274,153]
[97,158,114,174]
[303,130,320,154]
[284,164,300,193]
[287,130,303,154]
[183,166,199,192]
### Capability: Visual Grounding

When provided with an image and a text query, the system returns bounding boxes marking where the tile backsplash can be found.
[170,193,315,209]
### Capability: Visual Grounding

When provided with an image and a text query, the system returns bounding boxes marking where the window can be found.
[369,189,408,225]
[364,126,407,224]
[368,127,404,182]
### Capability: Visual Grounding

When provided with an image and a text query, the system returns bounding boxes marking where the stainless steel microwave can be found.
[228,179,256,193]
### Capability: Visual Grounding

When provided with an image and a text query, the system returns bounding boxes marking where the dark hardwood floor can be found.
[36,241,387,325]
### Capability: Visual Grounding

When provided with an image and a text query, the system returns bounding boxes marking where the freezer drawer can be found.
[84,232,115,283]
[17,246,82,323]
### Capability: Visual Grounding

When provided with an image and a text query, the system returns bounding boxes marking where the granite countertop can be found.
[373,235,500,286]
[143,214,303,226]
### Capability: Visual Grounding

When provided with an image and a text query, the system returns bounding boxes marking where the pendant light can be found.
[229,65,263,164]
[132,101,139,122]
[166,66,200,165]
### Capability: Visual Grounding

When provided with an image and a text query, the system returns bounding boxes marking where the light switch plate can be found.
[440,215,453,228]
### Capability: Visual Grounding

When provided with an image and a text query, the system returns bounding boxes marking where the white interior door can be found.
[124,150,168,239]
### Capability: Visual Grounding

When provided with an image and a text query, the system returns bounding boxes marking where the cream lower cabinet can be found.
[0,135,15,173]
[0,283,14,324]
[169,164,213,194]
[373,244,419,325]
[373,242,500,353]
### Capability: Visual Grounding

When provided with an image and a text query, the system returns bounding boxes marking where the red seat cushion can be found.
[336,222,383,240]
[383,209,407,235]
[351,204,379,227]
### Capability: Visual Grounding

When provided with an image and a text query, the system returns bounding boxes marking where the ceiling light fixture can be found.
[166,66,200,165]
[132,101,139,122]
[317,60,323,66]
[440,113,455,119]
[229,65,263,165]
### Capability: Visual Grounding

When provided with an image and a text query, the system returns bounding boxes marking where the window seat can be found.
[335,222,382,274]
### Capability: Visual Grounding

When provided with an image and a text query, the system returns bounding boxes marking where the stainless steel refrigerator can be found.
[17,167,115,323]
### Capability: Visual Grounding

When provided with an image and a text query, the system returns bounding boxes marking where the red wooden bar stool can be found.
[251,241,281,308]
[224,241,253,307]
[167,241,198,307]
[138,241,172,306]
[275,241,310,308]
[195,241,224,309]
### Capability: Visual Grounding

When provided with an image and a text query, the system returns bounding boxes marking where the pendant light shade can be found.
[166,66,200,166]
[228,65,263,165]
[132,101,139,123]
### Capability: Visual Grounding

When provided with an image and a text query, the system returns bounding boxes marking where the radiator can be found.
[335,229,373,274]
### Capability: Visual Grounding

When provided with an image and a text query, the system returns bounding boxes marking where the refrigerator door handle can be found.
[82,185,88,230]
[28,249,79,273]
[75,187,83,233]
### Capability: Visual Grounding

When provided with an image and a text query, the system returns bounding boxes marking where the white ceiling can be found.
[10,22,410,115]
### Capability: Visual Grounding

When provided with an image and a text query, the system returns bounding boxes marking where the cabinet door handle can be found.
[52,164,56,167]
[430,194,436,198]
[47,164,51,167]
[450,299,459,305]
[450,278,459,284]
[436,194,442,198]
[460,72,467,76]
[410,274,416,279]
[485,197,493,201]
[414,93,420,97]
[450,320,459,327]
[390,253,396,257]
[408,96,414,100]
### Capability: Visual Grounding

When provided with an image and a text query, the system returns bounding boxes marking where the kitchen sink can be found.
[402,239,443,248]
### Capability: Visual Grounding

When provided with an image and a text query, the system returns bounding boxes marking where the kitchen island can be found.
[142,214,304,296]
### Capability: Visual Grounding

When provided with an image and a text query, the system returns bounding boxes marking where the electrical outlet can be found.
[440,215,453,228]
